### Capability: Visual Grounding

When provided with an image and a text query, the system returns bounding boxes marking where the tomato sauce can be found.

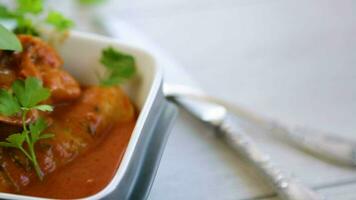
[21,120,136,199]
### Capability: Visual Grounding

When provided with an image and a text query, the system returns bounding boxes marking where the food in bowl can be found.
[0,34,137,199]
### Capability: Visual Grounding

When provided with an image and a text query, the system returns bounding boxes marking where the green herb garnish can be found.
[77,0,107,6]
[0,5,18,18]
[0,77,53,180]
[12,77,51,109]
[13,18,40,36]
[0,0,74,36]
[45,11,74,32]
[0,0,43,36]
[16,0,44,15]
[0,24,22,51]
[100,47,136,86]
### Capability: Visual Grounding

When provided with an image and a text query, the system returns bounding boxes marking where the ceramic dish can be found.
[0,31,177,200]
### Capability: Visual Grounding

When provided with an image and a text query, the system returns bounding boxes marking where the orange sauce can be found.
[21,120,136,199]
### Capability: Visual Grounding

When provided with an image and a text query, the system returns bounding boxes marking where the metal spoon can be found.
[164,84,356,167]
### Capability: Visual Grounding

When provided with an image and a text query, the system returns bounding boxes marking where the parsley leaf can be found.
[77,0,106,5]
[100,73,124,86]
[16,0,44,15]
[0,24,23,51]
[0,132,32,163]
[0,5,18,18]
[0,89,21,116]
[0,77,53,180]
[29,118,47,138]
[12,77,51,108]
[0,1,74,36]
[0,133,26,148]
[100,47,136,86]
[45,11,74,32]
[101,48,135,72]
[29,117,53,143]
[13,18,40,36]
[33,104,53,112]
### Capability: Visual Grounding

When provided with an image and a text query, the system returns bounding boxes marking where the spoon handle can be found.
[267,122,356,167]
[219,114,325,200]
[169,87,356,167]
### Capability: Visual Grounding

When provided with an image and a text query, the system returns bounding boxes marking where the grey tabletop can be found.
[59,0,356,199]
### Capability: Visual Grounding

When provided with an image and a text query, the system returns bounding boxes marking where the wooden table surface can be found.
[61,0,356,199]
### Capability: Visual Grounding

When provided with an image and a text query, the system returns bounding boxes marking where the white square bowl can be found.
[0,31,177,200]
